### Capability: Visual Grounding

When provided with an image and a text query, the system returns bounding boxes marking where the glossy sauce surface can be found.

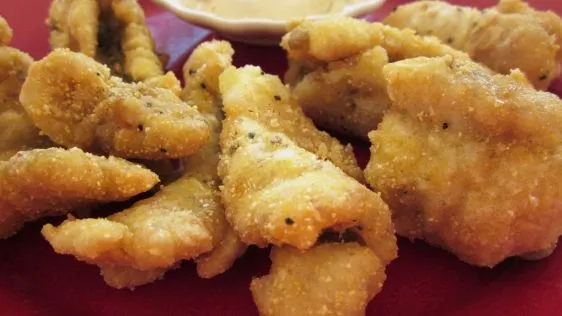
[184,0,362,20]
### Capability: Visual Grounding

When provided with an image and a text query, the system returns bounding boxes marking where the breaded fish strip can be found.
[282,17,467,66]
[0,147,158,238]
[251,243,386,316]
[42,174,223,271]
[43,41,240,288]
[220,65,363,181]
[0,18,51,160]
[365,55,562,267]
[180,41,248,278]
[219,117,397,264]
[385,0,562,90]
[20,49,210,160]
[47,0,164,81]
[282,17,473,140]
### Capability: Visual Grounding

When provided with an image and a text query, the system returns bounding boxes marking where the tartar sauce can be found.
[186,0,362,20]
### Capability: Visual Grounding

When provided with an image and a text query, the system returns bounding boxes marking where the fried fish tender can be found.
[219,65,362,181]
[0,147,158,238]
[0,18,51,160]
[42,174,223,271]
[47,0,164,81]
[251,243,386,316]
[282,17,467,67]
[385,0,562,90]
[43,41,240,289]
[365,55,562,267]
[20,49,210,160]
[219,117,397,264]
[180,40,248,278]
[282,17,473,140]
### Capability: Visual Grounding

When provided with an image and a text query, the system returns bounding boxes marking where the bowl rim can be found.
[152,0,386,33]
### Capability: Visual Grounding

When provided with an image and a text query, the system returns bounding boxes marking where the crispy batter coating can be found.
[251,243,386,316]
[365,55,562,267]
[385,0,562,90]
[0,147,158,238]
[144,71,182,97]
[289,46,390,140]
[47,0,164,81]
[43,41,242,288]
[220,65,363,181]
[0,18,51,159]
[219,117,397,264]
[100,265,172,289]
[195,225,247,278]
[42,175,222,271]
[180,40,248,279]
[282,17,472,139]
[0,16,12,45]
[20,49,210,160]
[281,17,467,66]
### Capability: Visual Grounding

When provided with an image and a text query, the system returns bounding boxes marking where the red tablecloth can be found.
[1,1,561,315]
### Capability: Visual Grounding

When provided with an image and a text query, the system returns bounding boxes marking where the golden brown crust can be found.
[20,49,210,160]
[219,117,397,264]
[0,18,52,159]
[42,41,241,288]
[195,225,247,278]
[0,16,13,45]
[42,175,223,271]
[251,243,386,316]
[384,0,562,89]
[365,55,562,267]
[46,0,163,81]
[282,17,472,139]
[0,147,158,238]
[220,65,363,181]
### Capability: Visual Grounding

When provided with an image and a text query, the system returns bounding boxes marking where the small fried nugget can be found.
[0,16,12,45]
[496,0,562,56]
[0,147,158,238]
[385,0,562,90]
[282,17,473,139]
[182,40,234,116]
[365,55,562,267]
[47,0,164,81]
[0,18,51,159]
[219,65,363,181]
[20,49,210,160]
[289,46,391,140]
[219,117,397,264]
[251,243,386,316]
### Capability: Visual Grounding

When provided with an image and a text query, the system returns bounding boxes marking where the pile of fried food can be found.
[2,0,562,314]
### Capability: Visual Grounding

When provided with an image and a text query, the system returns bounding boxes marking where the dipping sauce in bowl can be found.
[184,0,364,20]
[154,0,386,45]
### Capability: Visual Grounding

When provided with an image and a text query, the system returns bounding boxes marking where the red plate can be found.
[1,1,562,315]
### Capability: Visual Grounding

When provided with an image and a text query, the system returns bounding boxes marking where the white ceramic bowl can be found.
[152,0,386,45]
